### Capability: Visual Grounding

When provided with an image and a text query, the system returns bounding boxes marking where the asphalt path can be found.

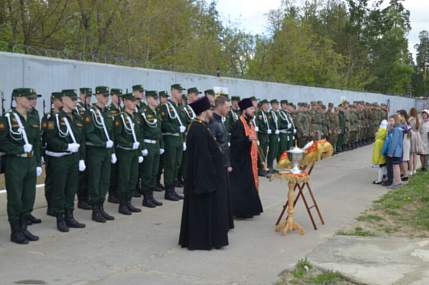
[0,145,388,285]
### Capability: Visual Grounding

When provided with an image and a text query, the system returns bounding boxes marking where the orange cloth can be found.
[277,172,310,184]
[240,115,259,191]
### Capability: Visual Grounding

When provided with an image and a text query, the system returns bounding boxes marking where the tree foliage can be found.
[0,0,421,95]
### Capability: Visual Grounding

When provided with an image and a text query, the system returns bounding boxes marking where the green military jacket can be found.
[113,110,142,151]
[45,109,85,160]
[107,103,122,120]
[140,106,164,149]
[0,108,42,166]
[255,110,270,135]
[322,112,329,135]
[268,110,280,133]
[160,100,187,136]
[278,109,290,131]
[296,110,310,137]
[183,104,196,128]
[84,104,115,150]
[338,111,346,131]
[343,109,351,129]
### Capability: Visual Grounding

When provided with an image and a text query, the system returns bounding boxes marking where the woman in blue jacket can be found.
[387,114,404,189]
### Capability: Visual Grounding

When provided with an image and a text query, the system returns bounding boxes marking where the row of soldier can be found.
[0,84,388,244]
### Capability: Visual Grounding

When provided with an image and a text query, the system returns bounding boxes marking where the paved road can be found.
[0,145,387,285]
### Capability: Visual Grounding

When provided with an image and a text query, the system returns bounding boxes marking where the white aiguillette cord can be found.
[11,112,30,146]
[91,108,111,141]
[62,114,77,144]
[166,101,184,127]
[121,114,138,144]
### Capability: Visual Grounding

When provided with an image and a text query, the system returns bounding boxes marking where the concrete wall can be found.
[0,51,415,114]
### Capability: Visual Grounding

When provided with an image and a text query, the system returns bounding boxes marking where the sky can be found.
[209,0,429,60]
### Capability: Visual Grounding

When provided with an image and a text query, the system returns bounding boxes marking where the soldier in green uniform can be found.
[277,100,294,160]
[132,84,145,197]
[332,106,341,153]
[326,103,336,151]
[255,99,270,175]
[140,91,164,208]
[76,87,93,210]
[107,88,123,204]
[267,99,280,173]
[337,104,346,153]
[45,89,86,232]
[229,96,241,132]
[308,101,319,141]
[0,88,42,244]
[156,91,169,192]
[160,84,187,201]
[41,92,63,217]
[113,92,143,215]
[320,105,329,140]
[296,103,310,148]
[84,86,116,223]
[204,89,215,106]
[316,101,324,139]
[350,105,358,149]
[342,101,351,151]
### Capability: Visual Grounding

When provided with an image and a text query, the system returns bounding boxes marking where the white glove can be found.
[23,144,33,153]
[288,123,292,129]
[183,142,187,151]
[67,143,80,153]
[106,140,114,148]
[111,153,117,164]
[278,138,281,142]
[275,130,280,135]
[142,149,148,156]
[132,142,140,150]
[294,129,297,134]
[160,149,165,155]
[79,160,86,171]
[228,142,231,147]
[257,140,260,146]
[293,136,295,140]
[36,167,42,177]
[268,129,272,134]
[138,156,143,163]
[179,126,186,133]
[255,127,259,132]
[41,156,45,165]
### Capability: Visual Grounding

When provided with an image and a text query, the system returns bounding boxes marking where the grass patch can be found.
[275,260,354,285]
[338,171,429,238]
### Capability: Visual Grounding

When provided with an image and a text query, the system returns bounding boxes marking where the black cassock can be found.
[179,120,229,250]
[230,118,263,217]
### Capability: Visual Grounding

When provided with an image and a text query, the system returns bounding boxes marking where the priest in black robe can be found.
[230,98,263,218]
[179,96,229,250]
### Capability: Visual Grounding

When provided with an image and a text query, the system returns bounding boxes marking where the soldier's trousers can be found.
[337,133,344,151]
[277,133,289,161]
[77,150,88,201]
[109,161,119,196]
[50,153,79,215]
[267,134,279,168]
[5,155,37,223]
[298,135,309,148]
[87,146,112,204]
[157,153,165,184]
[343,129,350,145]
[163,135,183,189]
[44,156,53,203]
[116,148,139,200]
[179,147,187,180]
[141,143,160,194]
[259,133,269,159]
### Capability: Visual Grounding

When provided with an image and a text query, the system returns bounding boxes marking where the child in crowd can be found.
[386,114,404,189]
[372,120,388,184]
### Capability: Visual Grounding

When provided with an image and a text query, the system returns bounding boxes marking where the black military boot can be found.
[133,180,142,197]
[65,209,85,228]
[10,221,28,244]
[176,174,184,188]
[151,189,163,206]
[119,199,132,215]
[92,203,106,223]
[56,214,69,232]
[127,197,141,212]
[77,194,92,210]
[46,201,55,217]
[155,182,165,192]
[142,194,157,208]
[99,202,115,220]
[107,194,120,204]
[20,219,39,241]
[172,189,184,200]
[164,188,179,201]
[28,214,41,224]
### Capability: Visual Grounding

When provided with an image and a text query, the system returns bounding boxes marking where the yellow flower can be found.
[407,197,411,200]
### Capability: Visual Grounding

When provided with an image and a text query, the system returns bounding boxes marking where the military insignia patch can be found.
[76,123,83,127]
[33,125,39,128]
[0,122,5,131]
[85,116,91,123]
[42,121,48,129]
[12,118,17,122]
[12,124,19,128]
[48,121,55,130]
[114,120,120,127]
[161,112,165,116]
[60,122,66,126]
